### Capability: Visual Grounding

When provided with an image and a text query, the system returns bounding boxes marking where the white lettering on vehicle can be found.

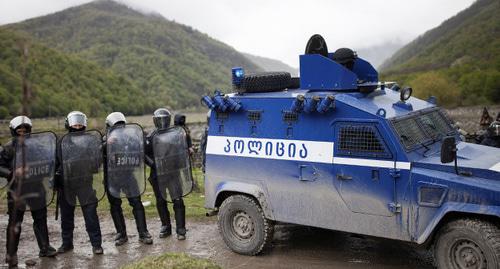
[207,135,412,170]
[207,136,333,164]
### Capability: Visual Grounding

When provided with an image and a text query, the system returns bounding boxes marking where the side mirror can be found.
[441,136,456,163]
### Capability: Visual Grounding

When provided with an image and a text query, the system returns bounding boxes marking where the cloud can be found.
[0,0,475,67]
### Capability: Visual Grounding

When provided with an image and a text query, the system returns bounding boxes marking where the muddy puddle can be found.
[0,211,434,268]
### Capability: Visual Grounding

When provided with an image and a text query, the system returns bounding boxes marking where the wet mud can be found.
[0,212,434,269]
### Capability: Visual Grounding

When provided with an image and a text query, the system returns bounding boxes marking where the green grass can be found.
[0,168,208,220]
[96,168,207,220]
[121,253,220,269]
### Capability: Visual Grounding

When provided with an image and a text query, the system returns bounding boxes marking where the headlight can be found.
[400,87,412,102]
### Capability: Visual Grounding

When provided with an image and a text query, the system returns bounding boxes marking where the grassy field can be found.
[122,253,220,269]
[0,168,208,220]
[0,111,208,144]
[98,168,208,220]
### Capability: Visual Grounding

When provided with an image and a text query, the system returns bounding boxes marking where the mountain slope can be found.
[243,52,298,76]
[356,41,404,68]
[380,0,499,106]
[0,28,153,119]
[5,0,261,110]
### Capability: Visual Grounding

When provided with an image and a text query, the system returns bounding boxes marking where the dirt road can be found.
[0,212,434,269]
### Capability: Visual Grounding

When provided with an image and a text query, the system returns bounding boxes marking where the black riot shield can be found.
[153,126,193,201]
[61,130,105,206]
[11,132,57,211]
[106,124,146,199]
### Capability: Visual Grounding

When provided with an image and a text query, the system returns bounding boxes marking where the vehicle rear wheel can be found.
[435,218,500,269]
[218,195,274,255]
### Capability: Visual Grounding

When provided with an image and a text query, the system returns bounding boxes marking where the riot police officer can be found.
[145,109,189,240]
[481,121,500,148]
[104,112,153,245]
[56,111,103,255]
[174,114,194,156]
[1,116,57,267]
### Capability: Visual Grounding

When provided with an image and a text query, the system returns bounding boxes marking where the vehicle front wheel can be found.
[435,218,500,269]
[218,195,274,255]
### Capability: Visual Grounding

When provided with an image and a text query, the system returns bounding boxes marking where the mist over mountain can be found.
[242,52,298,76]
[356,41,405,68]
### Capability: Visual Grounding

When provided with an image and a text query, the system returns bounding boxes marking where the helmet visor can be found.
[154,115,170,130]
[68,114,87,128]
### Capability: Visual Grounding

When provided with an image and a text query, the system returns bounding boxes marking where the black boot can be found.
[110,208,127,235]
[139,232,153,245]
[57,244,74,254]
[39,246,57,257]
[173,199,186,240]
[113,232,128,246]
[32,210,57,258]
[132,204,152,244]
[5,254,18,268]
[110,207,128,246]
[159,225,172,238]
[92,246,104,255]
[155,184,172,239]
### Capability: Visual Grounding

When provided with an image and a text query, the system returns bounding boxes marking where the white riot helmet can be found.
[9,116,32,136]
[105,112,127,128]
[65,111,87,131]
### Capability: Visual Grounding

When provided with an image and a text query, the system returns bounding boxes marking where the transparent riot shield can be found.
[0,145,7,189]
[61,130,105,206]
[11,132,57,211]
[106,124,146,199]
[153,126,193,201]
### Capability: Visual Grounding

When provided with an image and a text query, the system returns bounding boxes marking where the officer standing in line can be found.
[1,116,57,267]
[145,109,188,240]
[55,111,104,255]
[174,114,194,156]
[104,112,153,246]
[481,121,500,148]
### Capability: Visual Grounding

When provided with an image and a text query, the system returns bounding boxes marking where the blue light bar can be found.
[232,67,245,86]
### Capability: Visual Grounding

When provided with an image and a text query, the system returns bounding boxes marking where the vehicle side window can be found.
[337,123,392,159]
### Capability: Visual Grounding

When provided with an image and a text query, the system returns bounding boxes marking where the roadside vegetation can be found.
[122,253,220,269]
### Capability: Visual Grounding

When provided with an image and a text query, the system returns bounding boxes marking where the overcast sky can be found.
[0,0,475,67]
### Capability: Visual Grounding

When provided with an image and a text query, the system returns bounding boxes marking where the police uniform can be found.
[55,112,103,254]
[1,117,57,266]
[145,129,186,238]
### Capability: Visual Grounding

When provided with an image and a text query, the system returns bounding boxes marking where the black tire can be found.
[305,34,328,58]
[435,218,500,269]
[288,77,301,89]
[218,195,274,255]
[236,72,291,93]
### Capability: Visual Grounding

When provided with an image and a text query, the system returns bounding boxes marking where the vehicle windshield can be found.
[391,109,456,151]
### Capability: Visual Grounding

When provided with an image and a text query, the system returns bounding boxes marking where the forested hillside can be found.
[381,0,499,107]
[0,28,155,119]
[5,0,261,111]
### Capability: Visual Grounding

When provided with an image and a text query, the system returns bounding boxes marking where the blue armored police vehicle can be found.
[202,35,500,269]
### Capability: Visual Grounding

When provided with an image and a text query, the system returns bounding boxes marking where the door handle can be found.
[336,174,352,180]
